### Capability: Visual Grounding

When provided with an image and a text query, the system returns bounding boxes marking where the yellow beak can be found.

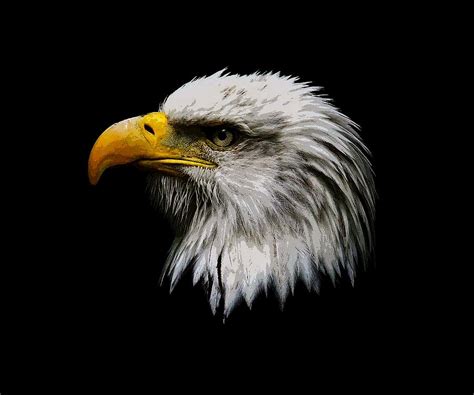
[88,112,216,185]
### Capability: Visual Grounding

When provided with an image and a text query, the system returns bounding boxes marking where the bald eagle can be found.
[88,70,375,317]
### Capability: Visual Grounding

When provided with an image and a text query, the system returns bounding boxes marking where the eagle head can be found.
[88,70,375,317]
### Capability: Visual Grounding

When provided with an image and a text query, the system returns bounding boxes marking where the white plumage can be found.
[147,70,376,316]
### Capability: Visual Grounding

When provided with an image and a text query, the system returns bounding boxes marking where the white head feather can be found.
[148,70,375,317]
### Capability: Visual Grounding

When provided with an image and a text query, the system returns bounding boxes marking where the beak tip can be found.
[88,157,101,186]
[88,166,102,186]
[88,173,98,186]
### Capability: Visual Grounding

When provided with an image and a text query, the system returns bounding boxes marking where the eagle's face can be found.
[89,70,375,317]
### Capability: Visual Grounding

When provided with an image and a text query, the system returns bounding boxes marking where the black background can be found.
[1,8,461,393]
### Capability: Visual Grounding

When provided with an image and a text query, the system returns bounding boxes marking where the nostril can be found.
[144,123,155,135]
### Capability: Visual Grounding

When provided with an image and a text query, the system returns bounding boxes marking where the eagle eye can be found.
[207,128,236,149]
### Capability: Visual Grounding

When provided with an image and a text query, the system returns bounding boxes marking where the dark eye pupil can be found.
[217,131,228,140]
